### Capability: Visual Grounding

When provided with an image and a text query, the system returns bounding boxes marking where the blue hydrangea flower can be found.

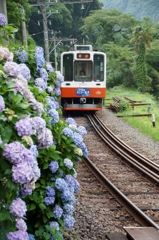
[55,71,64,83]
[46,186,55,197]
[30,145,38,159]
[0,13,7,26]
[55,81,61,88]
[19,63,31,82]
[53,205,63,219]
[77,126,87,135]
[49,161,59,173]
[44,196,55,206]
[67,192,76,205]
[7,230,29,240]
[35,46,45,68]
[49,221,59,230]
[61,188,71,202]
[54,87,61,96]
[48,109,59,125]
[9,198,27,218]
[39,68,48,82]
[63,204,74,215]
[63,214,75,229]
[0,95,5,112]
[64,175,75,189]
[21,183,34,197]
[62,127,73,138]
[74,180,80,193]
[77,142,88,157]
[55,178,68,191]
[28,234,35,240]
[46,62,54,73]
[16,50,28,63]
[72,132,83,146]
[66,117,77,125]
[47,86,53,93]
[64,158,73,169]
[35,77,47,91]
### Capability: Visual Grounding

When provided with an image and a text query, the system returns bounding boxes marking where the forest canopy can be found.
[100,0,159,23]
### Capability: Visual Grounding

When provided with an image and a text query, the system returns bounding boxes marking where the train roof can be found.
[70,45,93,51]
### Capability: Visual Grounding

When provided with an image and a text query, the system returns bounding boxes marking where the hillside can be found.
[100,0,159,22]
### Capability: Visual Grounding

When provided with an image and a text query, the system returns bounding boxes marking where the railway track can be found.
[69,113,159,239]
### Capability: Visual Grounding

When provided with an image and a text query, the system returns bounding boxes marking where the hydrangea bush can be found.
[0,13,88,240]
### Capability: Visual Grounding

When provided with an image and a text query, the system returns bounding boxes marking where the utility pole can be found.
[0,0,7,22]
[31,0,92,63]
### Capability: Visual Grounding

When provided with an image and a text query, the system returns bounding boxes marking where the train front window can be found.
[63,54,73,81]
[74,61,92,82]
[94,54,104,81]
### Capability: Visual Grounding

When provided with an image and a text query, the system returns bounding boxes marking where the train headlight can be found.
[80,98,86,104]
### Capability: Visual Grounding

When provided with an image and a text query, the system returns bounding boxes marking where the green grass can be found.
[105,86,159,142]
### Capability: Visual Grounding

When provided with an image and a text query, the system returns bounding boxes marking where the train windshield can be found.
[74,61,92,82]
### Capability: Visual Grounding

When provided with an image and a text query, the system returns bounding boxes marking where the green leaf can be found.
[39,203,46,210]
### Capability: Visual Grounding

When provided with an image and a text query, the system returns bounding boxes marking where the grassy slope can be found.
[105,86,159,142]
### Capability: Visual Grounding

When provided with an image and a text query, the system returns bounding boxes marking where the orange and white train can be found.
[60,44,106,111]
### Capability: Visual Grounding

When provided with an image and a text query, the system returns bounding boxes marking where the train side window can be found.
[63,54,73,81]
[94,54,104,82]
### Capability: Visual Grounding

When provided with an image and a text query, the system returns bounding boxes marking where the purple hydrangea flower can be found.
[77,126,87,135]
[21,182,34,197]
[39,68,48,82]
[67,192,76,205]
[32,162,41,181]
[53,205,63,219]
[48,109,59,125]
[0,46,13,61]
[63,204,74,215]
[3,141,35,166]
[49,160,59,173]
[16,50,28,63]
[44,196,55,206]
[54,87,61,96]
[16,218,27,231]
[35,77,47,91]
[0,95,5,112]
[66,117,77,125]
[37,127,53,148]
[15,117,33,136]
[19,63,31,82]
[35,46,45,68]
[7,230,29,240]
[63,214,75,229]
[49,221,59,230]
[12,161,34,184]
[62,127,73,138]
[0,13,7,26]
[9,198,27,218]
[32,116,46,133]
[55,81,60,88]
[46,62,54,73]
[46,186,55,197]
[55,178,68,191]
[4,61,20,76]
[64,158,73,169]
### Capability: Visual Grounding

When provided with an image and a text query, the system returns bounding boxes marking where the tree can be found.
[131,18,155,92]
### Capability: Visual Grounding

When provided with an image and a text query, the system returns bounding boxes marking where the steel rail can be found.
[86,114,159,186]
[84,156,159,230]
